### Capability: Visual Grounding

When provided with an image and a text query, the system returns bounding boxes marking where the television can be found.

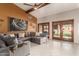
[9,17,28,31]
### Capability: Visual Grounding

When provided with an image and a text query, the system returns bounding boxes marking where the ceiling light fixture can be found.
[34,7,38,10]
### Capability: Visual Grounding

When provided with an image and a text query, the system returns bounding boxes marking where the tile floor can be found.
[30,40,79,56]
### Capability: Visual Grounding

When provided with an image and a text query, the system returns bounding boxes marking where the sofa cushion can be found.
[1,36,15,46]
[0,39,10,56]
[9,34,15,37]
[18,33,25,38]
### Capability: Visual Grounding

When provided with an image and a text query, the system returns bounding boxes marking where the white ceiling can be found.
[15,3,79,19]
[15,3,41,11]
[15,3,33,11]
[30,3,79,18]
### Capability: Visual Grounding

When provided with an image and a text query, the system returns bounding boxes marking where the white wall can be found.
[37,8,79,44]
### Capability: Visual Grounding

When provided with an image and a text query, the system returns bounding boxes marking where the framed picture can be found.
[8,17,28,31]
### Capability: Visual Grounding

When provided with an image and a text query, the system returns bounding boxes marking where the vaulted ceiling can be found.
[15,3,34,11]
[15,3,49,13]
[15,3,79,19]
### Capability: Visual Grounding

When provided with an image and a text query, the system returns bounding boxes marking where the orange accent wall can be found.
[0,3,37,33]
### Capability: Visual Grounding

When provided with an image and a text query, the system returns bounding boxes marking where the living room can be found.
[1,3,79,56]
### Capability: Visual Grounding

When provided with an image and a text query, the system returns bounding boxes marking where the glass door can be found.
[52,22,61,40]
[52,20,73,42]
[38,24,43,33]
[62,22,73,42]
[43,24,49,33]
[38,23,49,38]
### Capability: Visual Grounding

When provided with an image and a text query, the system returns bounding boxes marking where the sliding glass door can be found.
[52,20,73,42]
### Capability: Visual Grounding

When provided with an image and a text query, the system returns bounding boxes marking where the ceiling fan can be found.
[24,3,47,10]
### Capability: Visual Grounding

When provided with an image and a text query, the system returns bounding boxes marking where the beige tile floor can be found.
[30,40,79,56]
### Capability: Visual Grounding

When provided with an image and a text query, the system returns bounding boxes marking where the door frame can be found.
[52,19,74,42]
[38,22,50,38]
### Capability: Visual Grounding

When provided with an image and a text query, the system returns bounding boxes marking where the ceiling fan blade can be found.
[24,3,33,6]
